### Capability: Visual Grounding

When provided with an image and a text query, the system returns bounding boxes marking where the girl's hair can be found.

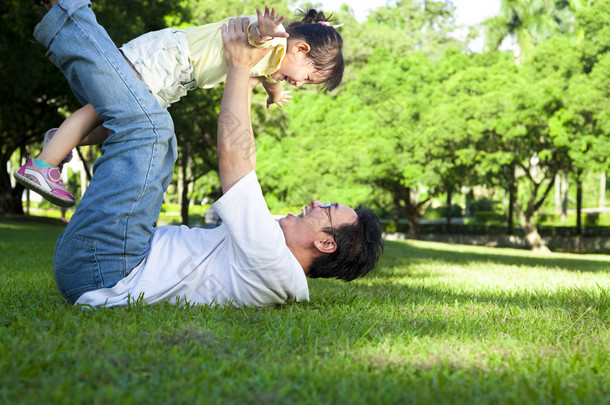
[286,9,344,91]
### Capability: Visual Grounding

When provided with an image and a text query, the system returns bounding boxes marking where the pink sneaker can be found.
[14,158,76,207]
[43,128,73,172]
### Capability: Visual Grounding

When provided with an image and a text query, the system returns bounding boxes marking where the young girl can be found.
[15,5,344,207]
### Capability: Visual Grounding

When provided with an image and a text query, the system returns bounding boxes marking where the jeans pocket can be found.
[54,235,102,303]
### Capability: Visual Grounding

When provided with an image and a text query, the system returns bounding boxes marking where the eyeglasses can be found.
[320,203,336,240]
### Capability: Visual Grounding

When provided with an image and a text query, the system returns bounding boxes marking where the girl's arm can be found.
[261,80,292,109]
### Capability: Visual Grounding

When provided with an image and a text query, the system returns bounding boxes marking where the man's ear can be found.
[313,238,336,254]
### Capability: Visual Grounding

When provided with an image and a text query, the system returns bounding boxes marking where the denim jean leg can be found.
[34,0,94,105]
[36,0,176,303]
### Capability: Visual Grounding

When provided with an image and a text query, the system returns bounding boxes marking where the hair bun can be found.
[300,8,329,24]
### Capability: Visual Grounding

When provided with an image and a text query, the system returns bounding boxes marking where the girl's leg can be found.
[38,103,103,166]
[14,102,109,208]
[80,124,111,146]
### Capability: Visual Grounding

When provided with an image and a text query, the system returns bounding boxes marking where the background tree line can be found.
[2,0,609,251]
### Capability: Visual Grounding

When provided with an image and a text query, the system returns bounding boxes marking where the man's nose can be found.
[311,200,322,207]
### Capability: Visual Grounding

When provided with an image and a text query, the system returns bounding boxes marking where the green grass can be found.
[1,218,609,404]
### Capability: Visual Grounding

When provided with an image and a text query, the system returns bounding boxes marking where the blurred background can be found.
[2,0,609,252]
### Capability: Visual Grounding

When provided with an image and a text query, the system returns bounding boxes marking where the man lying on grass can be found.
[36,0,383,308]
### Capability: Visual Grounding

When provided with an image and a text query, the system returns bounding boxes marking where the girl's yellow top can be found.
[185,15,288,88]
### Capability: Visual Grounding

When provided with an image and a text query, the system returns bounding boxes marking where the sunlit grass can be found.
[1,219,608,404]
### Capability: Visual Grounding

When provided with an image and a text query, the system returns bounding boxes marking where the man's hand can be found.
[221,17,270,69]
[256,5,289,39]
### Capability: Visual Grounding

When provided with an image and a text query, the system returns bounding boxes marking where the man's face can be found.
[280,200,357,248]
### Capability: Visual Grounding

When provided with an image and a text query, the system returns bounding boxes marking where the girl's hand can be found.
[222,18,270,68]
[256,5,289,39]
[267,90,293,109]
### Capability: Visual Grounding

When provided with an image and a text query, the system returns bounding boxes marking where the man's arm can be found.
[218,18,270,194]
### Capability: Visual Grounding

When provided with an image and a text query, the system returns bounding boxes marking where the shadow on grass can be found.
[379,240,610,274]
[0,217,65,244]
[307,275,609,343]
[300,239,610,341]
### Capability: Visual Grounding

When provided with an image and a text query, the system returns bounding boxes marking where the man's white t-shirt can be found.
[75,171,309,308]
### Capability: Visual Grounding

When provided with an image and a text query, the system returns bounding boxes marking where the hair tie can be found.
[317,21,344,29]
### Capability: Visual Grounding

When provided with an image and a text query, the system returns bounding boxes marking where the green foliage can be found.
[577,0,610,70]
[0,0,187,214]
[256,0,610,245]
[0,2,71,213]
[3,0,610,249]
[352,0,463,62]
[469,197,502,214]
[482,0,578,60]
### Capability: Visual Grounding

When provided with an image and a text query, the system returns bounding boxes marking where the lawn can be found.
[0,218,609,404]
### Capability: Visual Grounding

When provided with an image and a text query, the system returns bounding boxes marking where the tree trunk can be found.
[576,174,583,235]
[405,186,422,239]
[464,187,471,217]
[600,171,606,209]
[560,172,568,223]
[180,178,189,225]
[405,210,421,240]
[400,187,421,239]
[0,153,25,215]
[507,166,516,235]
[21,148,30,215]
[76,147,92,182]
[554,173,561,213]
[0,181,25,215]
[79,159,87,198]
[517,210,550,253]
[392,202,400,224]
[385,182,426,240]
[179,151,190,226]
[177,159,184,215]
[391,195,401,232]
[446,188,453,233]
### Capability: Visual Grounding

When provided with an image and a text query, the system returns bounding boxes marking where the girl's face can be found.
[271,41,326,87]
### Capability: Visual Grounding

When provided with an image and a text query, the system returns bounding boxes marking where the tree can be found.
[256,47,477,239]
[0,0,186,214]
[551,0,610,230]
[254,1,467,236]
[481,0,588,245]
[342,0,463,68]
[0,1,74,214]
[483,0,577,64]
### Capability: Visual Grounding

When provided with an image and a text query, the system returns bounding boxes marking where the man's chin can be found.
[279,213,298,226]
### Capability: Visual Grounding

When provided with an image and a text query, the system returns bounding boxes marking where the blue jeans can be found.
[35,0,177,304]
